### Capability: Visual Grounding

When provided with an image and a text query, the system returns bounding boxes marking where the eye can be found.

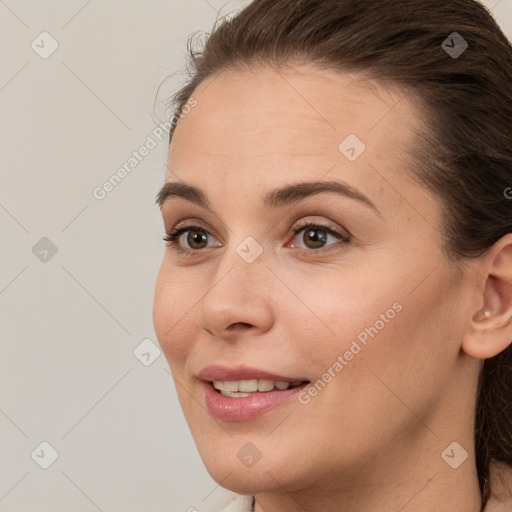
[162,221,349,256]
[289,222,349,252]
[162,224,221,255]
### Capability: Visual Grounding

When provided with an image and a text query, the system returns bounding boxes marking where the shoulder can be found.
[219,494,254,512]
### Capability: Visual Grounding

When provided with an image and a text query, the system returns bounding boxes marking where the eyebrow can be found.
[156,179,380,214]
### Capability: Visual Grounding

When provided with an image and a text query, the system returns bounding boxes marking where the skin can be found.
[152,63,512,512]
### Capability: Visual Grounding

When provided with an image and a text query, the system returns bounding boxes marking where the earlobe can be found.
[462,323,512,360]
[462,235,512,360]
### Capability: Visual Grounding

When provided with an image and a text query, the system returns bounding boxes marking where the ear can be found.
[462,233,512,359]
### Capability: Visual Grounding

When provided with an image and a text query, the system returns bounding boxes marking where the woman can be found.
[153,0,512,510]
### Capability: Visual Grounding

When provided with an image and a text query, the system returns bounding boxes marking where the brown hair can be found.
[165,0,512,507]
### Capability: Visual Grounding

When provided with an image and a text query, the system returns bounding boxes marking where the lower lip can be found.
[202,380,309,422]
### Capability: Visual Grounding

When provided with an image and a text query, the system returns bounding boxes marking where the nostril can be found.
[228,322,253,329]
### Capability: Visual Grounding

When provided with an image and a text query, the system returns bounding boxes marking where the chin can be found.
[205,464,285,495]
[199,439,316,496]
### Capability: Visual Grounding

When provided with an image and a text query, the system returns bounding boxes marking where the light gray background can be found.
[0,1,510,511]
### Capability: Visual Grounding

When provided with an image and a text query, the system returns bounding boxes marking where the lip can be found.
[197,364,310,422]
[197,364,308,383]
[201,380,309,421]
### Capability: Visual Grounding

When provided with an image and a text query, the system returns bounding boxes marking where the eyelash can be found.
[162,221,349,257]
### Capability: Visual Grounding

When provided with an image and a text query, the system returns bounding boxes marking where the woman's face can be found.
[153,64,480,496]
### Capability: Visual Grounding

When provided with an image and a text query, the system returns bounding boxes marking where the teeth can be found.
[223,381,239,392]
[220,390,254,398]
[212,379,302,393]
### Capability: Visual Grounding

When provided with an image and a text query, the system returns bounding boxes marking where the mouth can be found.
[208,379,310,397]
[201,378,311,421]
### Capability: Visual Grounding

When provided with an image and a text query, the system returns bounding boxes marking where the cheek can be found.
[290,259,457,403]
[153,263,197,366]
[276,266,399,362]
[326,270,461,427]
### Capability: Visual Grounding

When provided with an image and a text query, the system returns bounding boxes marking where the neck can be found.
[253,470,482,511]
[253,430,482,512]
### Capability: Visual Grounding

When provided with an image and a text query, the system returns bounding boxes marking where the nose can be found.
[196,250,275,338]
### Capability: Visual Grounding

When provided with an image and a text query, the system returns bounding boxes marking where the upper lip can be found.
[197,364,309,383]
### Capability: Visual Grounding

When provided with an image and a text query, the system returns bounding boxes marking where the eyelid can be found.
[287,221,349,255]
[291,219,350,242]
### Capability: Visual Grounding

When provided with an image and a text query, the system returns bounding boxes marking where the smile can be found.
[212,379,307,396]
[202,380,310,421]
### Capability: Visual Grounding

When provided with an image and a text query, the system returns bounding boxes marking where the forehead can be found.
[165,63,429,218]
[169,63,418,160]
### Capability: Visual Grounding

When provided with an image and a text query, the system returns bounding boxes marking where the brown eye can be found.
[162,224,221,254]
[302,227,329,249]
[290,222,349,252]
[186,229,209,249]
